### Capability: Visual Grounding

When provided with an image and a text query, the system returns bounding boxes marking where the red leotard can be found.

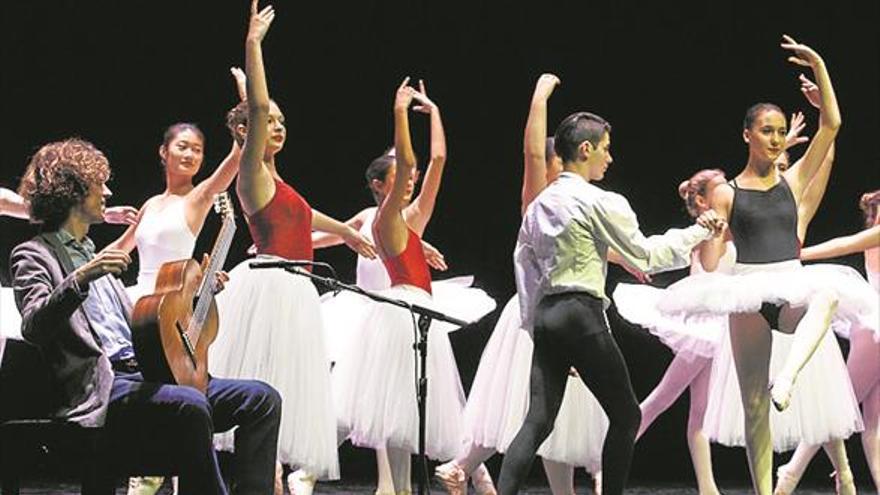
[247,180,313,262]
[378,227,432,294]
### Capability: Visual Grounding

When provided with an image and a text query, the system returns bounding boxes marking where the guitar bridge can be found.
[175,321,198,369]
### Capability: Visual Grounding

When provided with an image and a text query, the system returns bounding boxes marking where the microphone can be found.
[249,259,316,270]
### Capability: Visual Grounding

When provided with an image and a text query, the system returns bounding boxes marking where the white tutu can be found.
[658,261,880,340]
[332,285,468,461]
[705,327,863,451]
[321,276,496,367]
[613,283,723,362]
[210,259,340,480]
[464,296,608,471]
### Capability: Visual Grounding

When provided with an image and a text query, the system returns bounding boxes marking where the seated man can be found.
[9,138,281,494]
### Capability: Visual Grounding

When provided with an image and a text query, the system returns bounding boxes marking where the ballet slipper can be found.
[831,469,856,495]
[434,461,467,495]
[287,469,317,495]
[773,463,800,495]
[593,471,602,495]
[470,464,497,495]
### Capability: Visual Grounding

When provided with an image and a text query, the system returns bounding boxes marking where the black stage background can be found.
[1,0,878,487]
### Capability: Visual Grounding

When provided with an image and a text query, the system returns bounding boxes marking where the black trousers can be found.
[498,292,641,495]
[106,372,282,494]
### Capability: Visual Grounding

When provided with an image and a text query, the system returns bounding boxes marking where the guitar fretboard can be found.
[188,213,236,337]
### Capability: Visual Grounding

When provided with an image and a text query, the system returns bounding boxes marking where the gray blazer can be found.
[9,233,133,427]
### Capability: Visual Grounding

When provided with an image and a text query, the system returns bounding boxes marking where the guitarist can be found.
[10,138,282,494]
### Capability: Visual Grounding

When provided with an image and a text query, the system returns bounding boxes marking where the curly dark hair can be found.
[18,138,110,228]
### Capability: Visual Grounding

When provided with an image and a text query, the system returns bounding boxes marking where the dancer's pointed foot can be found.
[593,470,602,495]
[471,464,497,495]
[773,463,800,495]
[287,469,317,495]
[770,375,795,412]
[435,462,467,495]
[832,469,856,495]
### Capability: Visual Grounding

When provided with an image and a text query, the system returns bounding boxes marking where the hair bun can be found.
[678,180,691,200]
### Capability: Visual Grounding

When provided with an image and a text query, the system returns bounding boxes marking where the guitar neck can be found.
[189,215,236,334]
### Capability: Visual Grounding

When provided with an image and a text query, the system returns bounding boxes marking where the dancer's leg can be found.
[774,442,819,495]
[453,444,497,475]
[822,440,855,495]
[862,383,880,492]
[686,363,721,495]
[637,354,710,439]
[389,446,412,494]
[569,334,641,495]
[498,294,639,495]
[496,321,569,493]
[542,459,575,495]
[770,291,838,410]
[729,314,773,495]
[846,327,880,402]
[376,447,396,493]
[846,326,880,491]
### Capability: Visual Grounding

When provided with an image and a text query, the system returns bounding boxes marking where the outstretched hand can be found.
[394,77,417,111]
[780,35,823,69]
[411,79,438,114]
[799,74,821,109]
[533,73,561,102]
[247,0,275,42]
[422,240,448,271]
[343,228,377,259]
[784,111,808,150]
[103,206,138,225]
[231,67,247,101]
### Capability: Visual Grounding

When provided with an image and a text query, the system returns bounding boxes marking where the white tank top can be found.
[128,196,197,301]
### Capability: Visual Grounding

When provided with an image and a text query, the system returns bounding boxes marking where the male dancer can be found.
[497,111,725,494]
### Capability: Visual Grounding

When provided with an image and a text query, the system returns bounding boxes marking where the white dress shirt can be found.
[515,172,712,330]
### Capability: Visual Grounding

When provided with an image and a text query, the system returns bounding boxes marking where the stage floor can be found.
[9,481,856,494]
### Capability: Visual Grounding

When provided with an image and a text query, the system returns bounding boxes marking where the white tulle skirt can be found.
[612,283,723,362]
[321,276,496,367]
[463,296,608,471]
[209,259,340,480]
[331,284,469,461]
[704,327,863,451]
[657,261,880,341]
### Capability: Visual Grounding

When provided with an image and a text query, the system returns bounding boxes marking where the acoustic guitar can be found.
[131,193,236,393]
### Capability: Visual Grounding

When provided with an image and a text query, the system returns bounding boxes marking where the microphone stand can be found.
[251,262,466,495]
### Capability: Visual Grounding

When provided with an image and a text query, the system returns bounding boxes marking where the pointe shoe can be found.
[287,469,317,495]
[773,464,800,495]
[470,464,497,495]
[769,376,794,412]
[831,469,856,495]
[593,471,602,495]
[435,462,467,495]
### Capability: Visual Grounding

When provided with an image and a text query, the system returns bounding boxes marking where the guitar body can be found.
[131,258,218,393]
